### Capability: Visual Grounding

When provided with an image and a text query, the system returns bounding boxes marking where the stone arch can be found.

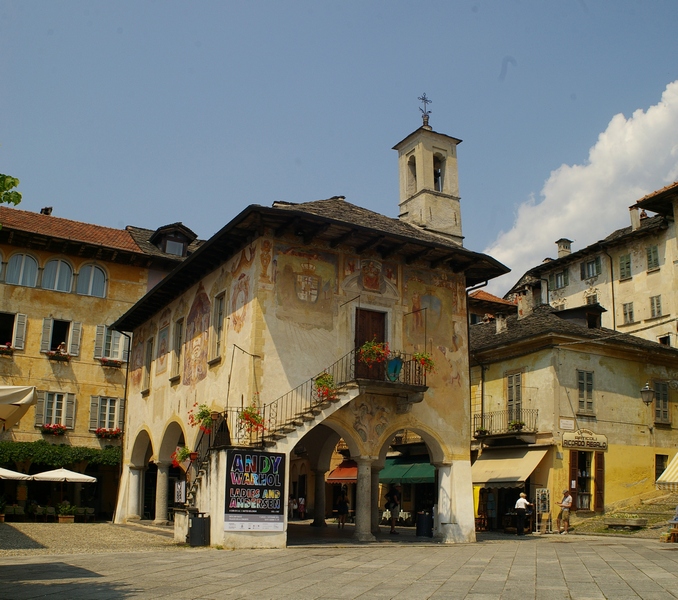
[375,423,446,466]
[129,429,154,467]
[319,420,362,458]
[157,420,188,462]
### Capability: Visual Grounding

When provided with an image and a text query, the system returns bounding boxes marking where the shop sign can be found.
[224,449,286,532]
[562,428,608,450]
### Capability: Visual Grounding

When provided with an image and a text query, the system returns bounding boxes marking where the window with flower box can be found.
[89,395,125,435]
[94,325,130,366]
[0,312,27,352]
[34,391,76,429]
[41,318,81,358]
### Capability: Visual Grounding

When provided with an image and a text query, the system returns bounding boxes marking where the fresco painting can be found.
[274,245,336,329]
[156,325,169,375]
[231,273,250,333]
[351,397,391,443]
[259,240,272,283]
[130,328,145,387]
[183,283,211,386]
[341,258,398,298]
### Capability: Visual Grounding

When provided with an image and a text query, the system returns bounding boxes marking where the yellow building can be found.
[0,206,197,517]
[112,119,509,547]
[470,302,678,531]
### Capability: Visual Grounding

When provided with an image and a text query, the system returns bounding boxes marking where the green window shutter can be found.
[563,269,569,286]
[13,313,27,350]
[41,318,53,353]
[580,263,586,279]
[89,396,100,431]
[117,398,126,431]
[594,256,601,275]
[548,273,555,292]
[94,325,105,359]
[34,390,46,426]
[69,322,82,356]
[64,393,76,429]
[122,334,130,362]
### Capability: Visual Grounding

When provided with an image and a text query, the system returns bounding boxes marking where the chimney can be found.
[556,238,572,258]
[516,289,534,320]
[629,205,640,231]
[40,207,53,216]
[495,313,508,334]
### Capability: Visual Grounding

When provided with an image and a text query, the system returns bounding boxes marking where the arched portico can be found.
[127,429,154,520]
[155,421,188,524]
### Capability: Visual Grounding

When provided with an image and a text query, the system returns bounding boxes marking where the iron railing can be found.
[473,408,539,437]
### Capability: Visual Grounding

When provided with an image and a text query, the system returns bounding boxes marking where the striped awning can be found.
[326,460,357,484]
[656,453,678,492]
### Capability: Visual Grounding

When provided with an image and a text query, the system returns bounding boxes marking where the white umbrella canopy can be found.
[0,467,32,480]
[32,468,96,483]
[0,386,37,430]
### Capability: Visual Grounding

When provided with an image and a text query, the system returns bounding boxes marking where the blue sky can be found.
[2,1,677,293]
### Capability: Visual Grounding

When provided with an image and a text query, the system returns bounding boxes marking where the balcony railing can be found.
[473,408,539,437]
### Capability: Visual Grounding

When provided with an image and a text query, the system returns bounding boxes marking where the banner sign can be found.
[562,428,608,451]
[224,449,286,532]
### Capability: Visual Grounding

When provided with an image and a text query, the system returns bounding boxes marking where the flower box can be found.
[41,423,67,436]
[58,514,75,524]
[99,357,123,368]
[95,427,122,440]
[239,406,265,433]
[358,339,390,368]
[413,352,435,374]
[46,351,70,362]
[0,345,13,357]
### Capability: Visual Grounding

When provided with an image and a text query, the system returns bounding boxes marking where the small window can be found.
[6,254,38,287]
[35,391,76,428]
[211,293,226,360]
[89,396,125,431]
[549,269,569,290]
[0,312,27,349]
[41,318,82,356]
[619,254,631,280]
[77,264,106,297]
[580,256,602,280]
[586,295,598,305]
[647,245,660,271]
[171,319,184,378]
[654,381,670,424]
[507,372,522,420]
[655,454,669,481]
[577,370,594,413]
[142,337,154,392]
[94,325,130,361]
[658,335,671,347]
[622,302,634,325]
[650,295,662,318]
[164,239,185,256]
[42,259,73,292]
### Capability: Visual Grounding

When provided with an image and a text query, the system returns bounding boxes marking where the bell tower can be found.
[393,94,463,245]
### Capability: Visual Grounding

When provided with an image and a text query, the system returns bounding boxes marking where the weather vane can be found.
[418,93,432,127]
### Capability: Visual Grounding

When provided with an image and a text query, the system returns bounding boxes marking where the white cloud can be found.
[484,80,678,296]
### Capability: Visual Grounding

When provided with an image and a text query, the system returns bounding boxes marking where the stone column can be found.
[154,462,171,524]
[127,466,143,520]
[371,466,382,534]
[73,483,82,506]
[354,457,376,542]
[311,469,327,527]
[435,461,476,543]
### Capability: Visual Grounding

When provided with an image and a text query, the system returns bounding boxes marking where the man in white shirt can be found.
[557,489,573,534]
[514,492,532,535]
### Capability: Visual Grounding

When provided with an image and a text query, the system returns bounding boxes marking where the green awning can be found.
[379,458,435,484]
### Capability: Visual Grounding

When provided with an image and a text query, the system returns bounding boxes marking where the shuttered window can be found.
[36,391,76,428]
[580,256,602,279]
[654,381,670,424]
[578,370,594,412]
[619,254,631,279]
[647,245,659,270]
[94,325,130,361]
[89,395,125,431]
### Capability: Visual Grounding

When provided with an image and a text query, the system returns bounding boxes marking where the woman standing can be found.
[515,492,532,536]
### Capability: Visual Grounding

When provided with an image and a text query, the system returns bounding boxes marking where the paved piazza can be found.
[1,524,678,599]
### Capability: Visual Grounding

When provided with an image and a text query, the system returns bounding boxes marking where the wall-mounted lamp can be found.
[640,382,655,406]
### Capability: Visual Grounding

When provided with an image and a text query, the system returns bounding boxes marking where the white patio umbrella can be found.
[0,386,37,431]
[0,467,32,480]
[32,468,96,483]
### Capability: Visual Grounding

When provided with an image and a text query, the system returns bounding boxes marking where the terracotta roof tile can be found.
[469,290,516,306]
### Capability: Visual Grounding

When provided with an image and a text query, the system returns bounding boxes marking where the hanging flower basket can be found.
[99,357,122,368]
[413,352,435,374]
[188,403,213,434]
[95,427,122,439]
[315,372,338,401]
[358,339,390,368]
[239,406,265,433]
[41,423,67,436]
[171,446,192,468]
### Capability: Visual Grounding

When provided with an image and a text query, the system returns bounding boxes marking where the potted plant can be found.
[358,338,390,368]
[239,405,265,433]
[95,427,123,440]
[413,352,435,374]
[0,342,13,357]
[315,372,337,401]
[475,427,489,437]
[47,350,70,362]
[188,403,213,434]
[40,423,67,436]
[171,446,192,468]
[58,502,76,523]
[508,420,525,431]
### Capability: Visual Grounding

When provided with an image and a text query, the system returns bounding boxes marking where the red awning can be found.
[326,460,357,484]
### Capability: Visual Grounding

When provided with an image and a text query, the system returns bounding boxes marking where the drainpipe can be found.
[603,249,616,330]
[112,331,132,524]
[466,281,488,436]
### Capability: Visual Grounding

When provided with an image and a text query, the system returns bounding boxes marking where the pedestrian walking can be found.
[514,492,532,535]
[556,489,572,534]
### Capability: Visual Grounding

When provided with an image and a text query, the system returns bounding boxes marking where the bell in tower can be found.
[393,94,463,245]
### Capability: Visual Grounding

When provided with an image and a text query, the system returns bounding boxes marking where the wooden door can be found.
[568,450,578,510]
[594,451,605,512]
[355,309,386,379]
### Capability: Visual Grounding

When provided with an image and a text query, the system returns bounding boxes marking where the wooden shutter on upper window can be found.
[594,451,605,512]
[89,396,100,431]
[34,390,46,426]
[563,269,569,286]
[580,263,586,279]
[569,450,579,509]
[41,318,53,353]
[94,325,105,359]
[548,273,555,292]
[122,334,130,362]
[117,398,125,431]
[13,313,27,350]
[69,322,82,356]
[64,393,76,429]
[594,256,601,275]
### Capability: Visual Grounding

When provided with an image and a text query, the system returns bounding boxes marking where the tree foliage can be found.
[0,439,121,467]
[0,174,22,206]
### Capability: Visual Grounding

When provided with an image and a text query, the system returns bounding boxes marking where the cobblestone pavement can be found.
[1,523,678,599]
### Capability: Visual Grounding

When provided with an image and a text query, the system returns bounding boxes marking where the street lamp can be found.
[640,382,655,406]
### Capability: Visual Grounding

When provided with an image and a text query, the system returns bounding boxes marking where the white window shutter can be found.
[65,393,76,429]
[122,334,131,362]
[117,398,125,431]
[94,325,105,359]
[41,318,53,353]
[69,322,82,356]
[34,390,46,426]
[89,396,100,431]
[13,313,27,350]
